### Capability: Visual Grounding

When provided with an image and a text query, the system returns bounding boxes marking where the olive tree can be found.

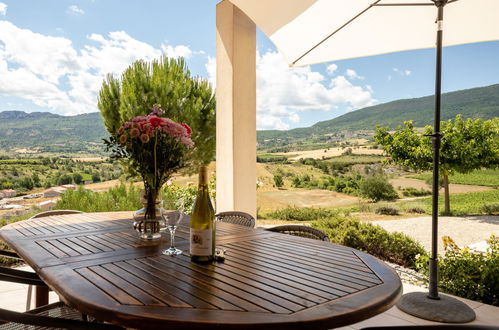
[375,115,498,214]
[98,56,216,172]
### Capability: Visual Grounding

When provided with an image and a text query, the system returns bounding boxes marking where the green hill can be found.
[258,84,499,143]
[0,111,108,152]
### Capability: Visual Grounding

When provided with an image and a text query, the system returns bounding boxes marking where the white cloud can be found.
[206,50,376,130]
[161,44,192,59]
[205,56,216,87]
[0,2,7,16]
[0,21,196,116]
[68,5,85,15]
[346,69,364,80]
[326,63,337,75]
[393,67,412,76]
[255,51,375,130]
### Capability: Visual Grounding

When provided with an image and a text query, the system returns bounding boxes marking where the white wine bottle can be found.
[190,166,215,263]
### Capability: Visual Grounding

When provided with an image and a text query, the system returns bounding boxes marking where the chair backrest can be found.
[0,301,123,329]
[216,211,255,228]
[266,225,330,241]
[29,210,83,219]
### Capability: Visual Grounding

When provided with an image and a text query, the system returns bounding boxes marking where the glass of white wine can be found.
[161,198,184,256]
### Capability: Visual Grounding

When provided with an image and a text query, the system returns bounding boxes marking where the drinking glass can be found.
[161,199,184,256]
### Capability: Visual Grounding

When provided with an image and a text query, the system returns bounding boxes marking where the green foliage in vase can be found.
[98,56,216,172]
[375,115,499,214]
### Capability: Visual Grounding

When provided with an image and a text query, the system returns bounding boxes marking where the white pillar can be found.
[216,1,256,218]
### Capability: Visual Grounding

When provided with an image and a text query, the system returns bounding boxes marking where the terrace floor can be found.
[1,267,498,328]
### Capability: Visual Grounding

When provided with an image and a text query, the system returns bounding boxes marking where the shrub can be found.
[273,174,284,188]
[265,207,339,221]
[401,187,432,197]
[482,203,499,215]
[407,207,426,214]
[375,206,399,216]
[313,214,427,268]
[416,235,499,306]
[359,176,398,202]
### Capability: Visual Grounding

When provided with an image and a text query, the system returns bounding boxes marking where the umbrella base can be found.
[397,292,475,323]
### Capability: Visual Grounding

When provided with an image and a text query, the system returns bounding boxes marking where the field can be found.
[408,169,499,187]
[284,146,383,161]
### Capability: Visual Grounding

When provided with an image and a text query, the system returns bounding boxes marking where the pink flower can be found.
[119,134,127,144]
[117,126,125,135]
[149,116,164,128]
[123,122,132,128]
[130,128,140,138]
[179,136,194,148]
[140,134,150,143]
[150,104,164,116]
[181,123,192,137]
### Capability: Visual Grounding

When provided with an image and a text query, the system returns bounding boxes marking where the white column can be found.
[215,1,256,218]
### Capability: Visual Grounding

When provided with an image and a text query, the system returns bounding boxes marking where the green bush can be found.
[407,207,426,214]
[416,235,499,306]
[359,176,398,202]
[55,182,204,215]
[313,214,427,268]
[265,207,339,221]
[401,187,431,197]
[482,203,499,215]
[375,206,399,216]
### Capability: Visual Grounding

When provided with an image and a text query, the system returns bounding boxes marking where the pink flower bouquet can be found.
[106,105,194,208]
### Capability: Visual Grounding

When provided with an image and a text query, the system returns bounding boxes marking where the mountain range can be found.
[0,84,498,151]
[257,83,499,142]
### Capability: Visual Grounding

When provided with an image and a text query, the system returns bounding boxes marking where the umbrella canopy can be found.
[229,0,499,66]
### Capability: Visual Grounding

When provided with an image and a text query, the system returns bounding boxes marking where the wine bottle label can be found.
[190,228,212,256]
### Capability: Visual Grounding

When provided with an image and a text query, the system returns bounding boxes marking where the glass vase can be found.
[133,190,162,240]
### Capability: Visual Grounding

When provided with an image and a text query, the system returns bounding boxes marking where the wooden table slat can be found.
[241,239,382,284]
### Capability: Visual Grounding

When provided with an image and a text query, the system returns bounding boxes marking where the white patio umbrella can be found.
[228,0,499,323]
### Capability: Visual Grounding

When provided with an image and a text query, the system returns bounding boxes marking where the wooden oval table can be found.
[0,212,402,329]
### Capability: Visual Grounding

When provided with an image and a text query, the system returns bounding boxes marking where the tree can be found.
[375,115,498,214]
[98,56,216,173]
[57,174,72,186]
[91,173,101,183]
[273,174,284,188]
[72,173,83,185]
[32,173,41,187]
[17,177,34,191]
[359,176,398,202]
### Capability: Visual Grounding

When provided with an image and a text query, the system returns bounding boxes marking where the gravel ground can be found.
[372,215,499,255]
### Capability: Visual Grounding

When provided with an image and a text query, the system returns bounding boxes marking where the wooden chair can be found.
[216,211,256,228]
[3,210,84,309]
[266,225,330,241]
[0,241,122,329]
[0,301,123,329]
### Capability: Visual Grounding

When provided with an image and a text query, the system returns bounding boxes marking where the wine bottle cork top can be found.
[199,166,209,185]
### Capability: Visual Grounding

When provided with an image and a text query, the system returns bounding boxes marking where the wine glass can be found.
[161,199,184,256]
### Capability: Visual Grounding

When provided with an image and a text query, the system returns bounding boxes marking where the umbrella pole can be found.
[397,1,476,322]
[428,0,444,301]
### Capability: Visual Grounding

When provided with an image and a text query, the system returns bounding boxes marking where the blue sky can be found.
[0,0,498,130]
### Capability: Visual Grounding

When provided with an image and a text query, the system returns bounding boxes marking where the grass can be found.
[409,168,499,187]
[398,189,499,216]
